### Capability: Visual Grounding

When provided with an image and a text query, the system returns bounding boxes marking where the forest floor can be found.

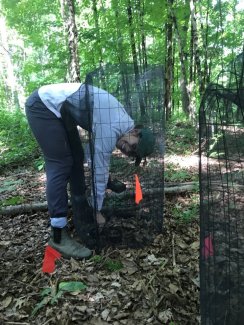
[0,154,200,325]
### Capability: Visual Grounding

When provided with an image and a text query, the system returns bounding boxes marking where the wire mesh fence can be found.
[199,52,244,324]
[81,64,165,249]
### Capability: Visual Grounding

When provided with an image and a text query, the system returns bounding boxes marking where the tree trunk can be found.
[127,0,146,116]
[112,2,133,116]
[190,0,204,95]
[138,0,147,68]
[199,0,210,87]
[60,0,80,82]
[171,10,191,117]
[172,39,176,115]
[164,0,173,121]
[92,0,103,66]
[190,21,194,83]
[114,6,124,64]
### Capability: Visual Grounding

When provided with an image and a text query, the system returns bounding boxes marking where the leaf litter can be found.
[0,165,200,324]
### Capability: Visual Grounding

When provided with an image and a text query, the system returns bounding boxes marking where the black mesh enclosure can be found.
[83,64,165,249]
[199,52,244,324]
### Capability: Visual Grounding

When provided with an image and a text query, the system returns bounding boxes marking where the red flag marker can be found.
[42,245,61,273]
[135,174,143,204]
[202,235,214,259]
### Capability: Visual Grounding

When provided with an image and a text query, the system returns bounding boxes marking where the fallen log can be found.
[0,183,199,216]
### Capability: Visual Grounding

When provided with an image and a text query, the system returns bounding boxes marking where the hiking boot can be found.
[48,227,92,259]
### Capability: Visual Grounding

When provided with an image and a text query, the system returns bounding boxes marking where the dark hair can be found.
[134,127,156,166]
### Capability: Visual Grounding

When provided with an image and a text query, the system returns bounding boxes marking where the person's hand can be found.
[96,211,106,227]
[107,177,126,193]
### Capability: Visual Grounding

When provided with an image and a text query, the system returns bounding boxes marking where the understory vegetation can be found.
[0,109,39,172]
[1,0,242,323]
[0,108,200,225]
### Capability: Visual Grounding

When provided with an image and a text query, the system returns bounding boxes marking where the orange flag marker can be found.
[135,174,143,204]
[42,245,61,273]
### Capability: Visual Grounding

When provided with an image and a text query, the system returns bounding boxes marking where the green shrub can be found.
[165,163,197,182]
[0,108,39,172]
[91,255,124,272]
[166,120,198,155]
[171,194,199,223]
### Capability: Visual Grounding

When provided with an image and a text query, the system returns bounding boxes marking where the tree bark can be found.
[60,0,80,82]
[199,0,210,87]
[164,0,174,121]
[113,4,133,116]
[171,8,191,117]
[92,0,103,66]
[190,0,204,95]
[138,0,147,68]
[127,0,146,116]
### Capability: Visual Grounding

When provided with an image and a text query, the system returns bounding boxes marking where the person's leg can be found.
[25,91,91,258]
[25,91,72,225]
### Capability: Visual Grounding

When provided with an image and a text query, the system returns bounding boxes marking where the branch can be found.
[0,183,199,216]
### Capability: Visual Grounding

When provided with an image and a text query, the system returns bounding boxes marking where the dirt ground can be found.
[0,157,200,325]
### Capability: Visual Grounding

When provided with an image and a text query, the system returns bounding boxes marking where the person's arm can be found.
[92,147,111,211]
[91,127,117,211]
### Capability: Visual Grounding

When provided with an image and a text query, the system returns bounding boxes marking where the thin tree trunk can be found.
[92,0,103,66]
[60,0,80,82]
[199,0,210,87]
[138,0,147,68]
[190,22,194,83]
[171,10,191,117]
[113,1,125,65]
[165,0,173,121]
[190,0,204,95]
[172,38,176,115]
[112,2,132,116]
[127,0,146,116]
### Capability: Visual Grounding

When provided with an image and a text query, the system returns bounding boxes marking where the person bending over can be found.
[25,83,155,259]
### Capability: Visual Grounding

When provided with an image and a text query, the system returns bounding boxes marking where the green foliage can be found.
[90,255,103,263]
[104,259,123,272]
[32,281,87,316]
[0,180,25,208]
[1,0,243,137]
[0,108,39,172]
[2,0,68,93]
[34,158,45,171]
[165,164,197,182]
[91,255,124,272]
[0,196,24,207]
[58,281,87,292]
[166,120,198,155]
[171,194,199,223]
[208,129,244,158]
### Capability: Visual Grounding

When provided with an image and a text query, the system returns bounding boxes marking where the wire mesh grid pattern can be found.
[199,52,244,324]
[80,64,165,249]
